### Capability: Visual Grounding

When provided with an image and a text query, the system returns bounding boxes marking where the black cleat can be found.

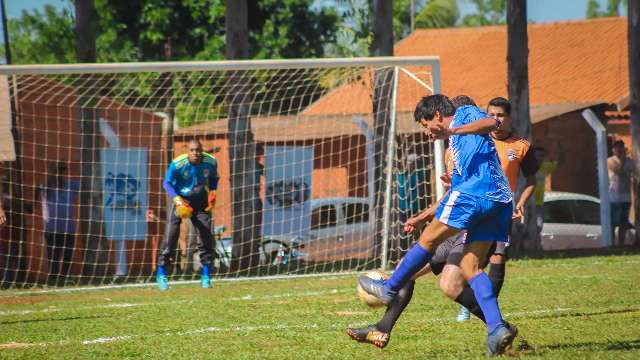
[346,325,390,349]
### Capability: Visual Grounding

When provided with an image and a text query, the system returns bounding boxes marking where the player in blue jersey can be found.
[156,139,219,291]
[358,94,517,356]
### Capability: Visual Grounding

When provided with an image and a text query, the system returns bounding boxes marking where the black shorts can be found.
[429,233,464,275]
[429,232,505,275]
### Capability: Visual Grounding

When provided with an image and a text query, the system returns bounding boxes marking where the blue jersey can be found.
[448,106,512,203]
[163,153,219,203]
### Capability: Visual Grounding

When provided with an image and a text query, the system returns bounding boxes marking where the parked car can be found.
[541,191,635,250]
[261,197,374,264]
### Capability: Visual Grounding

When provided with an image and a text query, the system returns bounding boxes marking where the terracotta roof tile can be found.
[304,17,628,116]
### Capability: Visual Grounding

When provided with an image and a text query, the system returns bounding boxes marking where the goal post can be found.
[0,56,441,289]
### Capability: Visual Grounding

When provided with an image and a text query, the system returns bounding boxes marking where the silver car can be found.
[541,191,635,250]
[261,197,374,264]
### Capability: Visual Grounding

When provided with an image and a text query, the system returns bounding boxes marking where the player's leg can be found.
[488,243,508,297]
[60,233,75,285]
[358,219,458,304]
[156,204,182,290]
[191,210,214,288]
[348,236,448,348]
[460,201,515,356]
[44,232,57,286]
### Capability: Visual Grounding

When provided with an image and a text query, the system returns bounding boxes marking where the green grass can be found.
[1,254,640,359]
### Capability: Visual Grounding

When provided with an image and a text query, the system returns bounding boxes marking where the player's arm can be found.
[205,163,220,213]
[162,163,179,199]
[449,117,500,135]
[163,163,192,218]
[404,192,447,233]
[515,147,540,221]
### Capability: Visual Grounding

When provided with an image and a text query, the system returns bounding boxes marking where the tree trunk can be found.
[629,1,640,246]
[75,0,108,280]
[371,0,394,265]
[507,0,539,255]
[226,0,261,273]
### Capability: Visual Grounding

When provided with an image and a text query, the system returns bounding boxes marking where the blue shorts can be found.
[435,190,512,243]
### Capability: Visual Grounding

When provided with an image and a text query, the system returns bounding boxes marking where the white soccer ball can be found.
[357,270,389,308]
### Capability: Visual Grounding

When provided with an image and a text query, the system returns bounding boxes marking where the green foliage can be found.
[586,0,626,19]
[3,5,75,64]
[415,0,459,29]
[1,254,640,359]
[461,0,506,26]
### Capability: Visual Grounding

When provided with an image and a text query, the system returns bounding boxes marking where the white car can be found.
[541,192,635,250]
[261,197,374,263]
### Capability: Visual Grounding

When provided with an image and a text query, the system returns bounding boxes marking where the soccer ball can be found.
[357,270,389,308]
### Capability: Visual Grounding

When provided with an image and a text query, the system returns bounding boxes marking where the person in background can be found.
[156,139,219,291]
[36,161,79,287]
[608,140,634,246]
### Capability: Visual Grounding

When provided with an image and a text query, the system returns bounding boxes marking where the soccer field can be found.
[1,254,640,359]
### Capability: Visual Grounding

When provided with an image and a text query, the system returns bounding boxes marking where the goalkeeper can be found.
[156,139,219,291]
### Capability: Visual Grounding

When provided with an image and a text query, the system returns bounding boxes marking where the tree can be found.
[587,0,626,18]
[2,5,75,64]
[75,0,109,280]
[461,0,506,26]
[506,0,538,254]
[628,0,640,245]
[226,0,261,273]
[415,0,459,29]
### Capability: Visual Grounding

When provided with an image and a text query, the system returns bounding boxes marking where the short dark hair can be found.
[487,97,511,115]
[451,95,476,108]
[188,138,201,146]
[613,140,625,148]
[414,94,455,123]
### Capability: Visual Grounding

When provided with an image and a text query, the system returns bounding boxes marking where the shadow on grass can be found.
[538,339,640,353]
[511,245,640,261]
[0,314,110,325]
[523,306,640,321]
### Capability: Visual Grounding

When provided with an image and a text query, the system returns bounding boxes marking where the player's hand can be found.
[173,196,193,219]
[440,173,451,188]
[512,203,525,224]
[429,123,451,140]
[205,190,217,213]
[0,207,6,226]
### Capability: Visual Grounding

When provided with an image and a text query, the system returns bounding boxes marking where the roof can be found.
[175,111,425,141]
[304,17,628,115]
[179,18,628,141]
[0,76,16,161]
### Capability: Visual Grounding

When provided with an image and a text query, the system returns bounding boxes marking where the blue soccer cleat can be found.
[358,275,396,305]
[156,274,169,291]
[486,323,517,357]
[456,306,471,322]
[201,274,212,289]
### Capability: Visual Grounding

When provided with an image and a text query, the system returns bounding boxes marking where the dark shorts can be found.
[611,202,631,227]
[429,232,504,275]
[430,233,464,275]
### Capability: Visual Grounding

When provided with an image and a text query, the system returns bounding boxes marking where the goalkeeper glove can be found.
[205,190,217,213]
[173,196,193,219]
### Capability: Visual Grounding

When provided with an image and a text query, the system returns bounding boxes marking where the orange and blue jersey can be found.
[163,153,219,206]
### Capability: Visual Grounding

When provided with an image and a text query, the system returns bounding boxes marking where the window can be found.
[310,205,337,230]
[343,203,369,224]
[544,200,574,224]
[573,200,600,225]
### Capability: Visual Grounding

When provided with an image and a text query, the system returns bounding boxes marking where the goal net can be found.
[0,57,441,288]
